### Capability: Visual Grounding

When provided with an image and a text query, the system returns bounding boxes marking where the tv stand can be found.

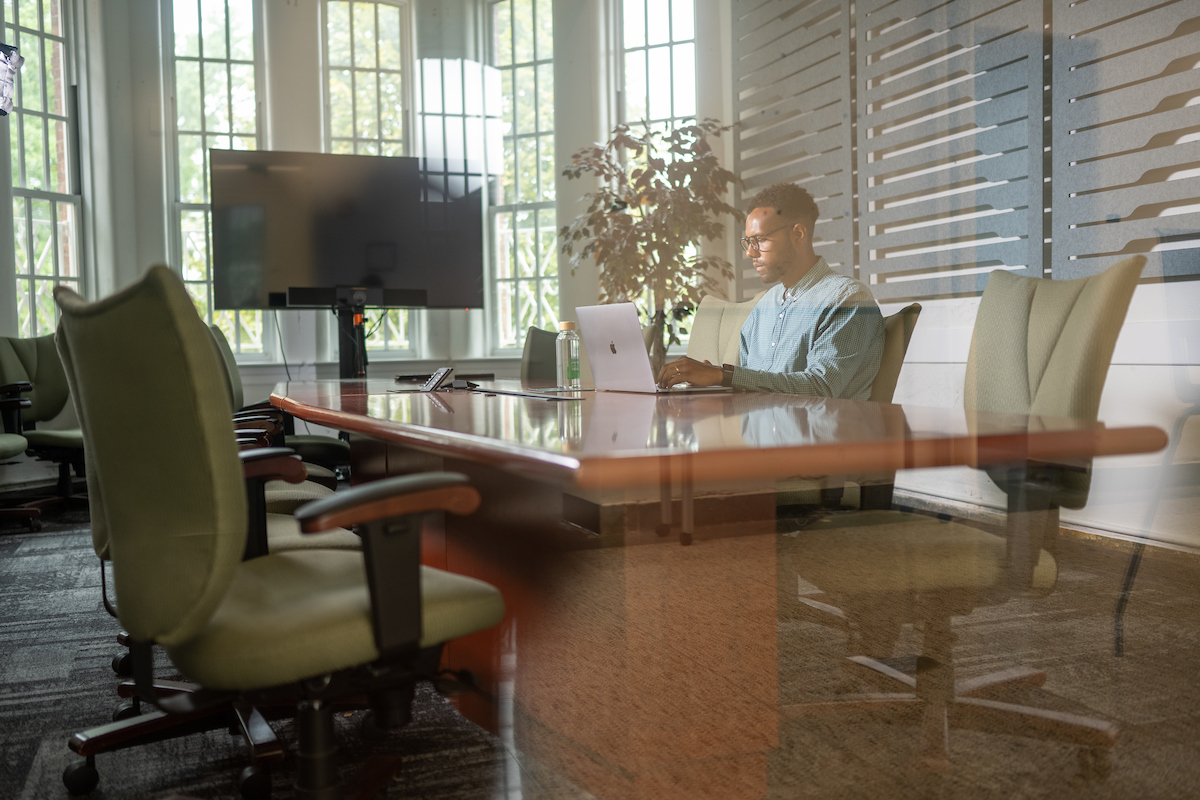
[336,303,368,380]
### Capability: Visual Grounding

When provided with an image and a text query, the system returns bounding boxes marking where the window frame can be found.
[6,0,84,339]
[320,0,419,358]
[160,0,275,361]
[485,0,559,355]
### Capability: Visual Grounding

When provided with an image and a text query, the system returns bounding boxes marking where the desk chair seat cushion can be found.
[0,432,28,458]
[285,434,351,468]
[265,512,359,551]
[264,479,334,514]
[22,428,84,449]
[166,548,504,691]
[794,511,1056,595]
[300,462,338,490]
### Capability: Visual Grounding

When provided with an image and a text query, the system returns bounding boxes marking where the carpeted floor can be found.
[0,506,542,800]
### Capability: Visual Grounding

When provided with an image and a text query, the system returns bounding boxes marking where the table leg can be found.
[681,457,694,546]
[657,456,673,537]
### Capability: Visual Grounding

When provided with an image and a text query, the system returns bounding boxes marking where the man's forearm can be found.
[730,366,839,396]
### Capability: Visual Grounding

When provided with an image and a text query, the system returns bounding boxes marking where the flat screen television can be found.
[210,149,490,310]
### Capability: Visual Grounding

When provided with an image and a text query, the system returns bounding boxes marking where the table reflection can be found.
[438,506,1196,799]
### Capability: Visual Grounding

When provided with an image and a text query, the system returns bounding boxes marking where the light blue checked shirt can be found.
[734,257,884,399]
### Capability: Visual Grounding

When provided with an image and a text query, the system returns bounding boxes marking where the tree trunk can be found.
[648,309,667,377]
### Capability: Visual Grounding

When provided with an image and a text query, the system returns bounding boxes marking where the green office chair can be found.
[56,266,505,799]
[774,302,922,511]
[0,400,41,529]
[0,334,86,499]
[207,325,341,514]
[783,256,1146,775]
[209,325,351,474]
[55,315,358,677]
[521,326,558,382]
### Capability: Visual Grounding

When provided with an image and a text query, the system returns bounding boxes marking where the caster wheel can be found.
[26,518,41,532]
[63,759,99,795]
[1078,747,1112,781]
[112,651,133,677]
[655,522,671,537]
[238,764,272,800]
[112,699,141,722]
[434,669,474,697]
[679,531,693,546]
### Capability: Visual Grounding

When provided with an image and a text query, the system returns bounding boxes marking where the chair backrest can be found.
[965,257,1143,420]
[521,326,558,382]
[209,325,244,410]
[964,256,1145,506]
[0,334,71,423]
[54,266,247,647]
[868,303,922,403]
[687,291,766,366]
[55,329,110,560]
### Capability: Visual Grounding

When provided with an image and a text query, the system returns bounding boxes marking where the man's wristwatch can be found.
[720,363,735,388]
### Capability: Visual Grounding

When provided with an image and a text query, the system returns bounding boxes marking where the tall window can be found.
[169,0,263,354]
[489,0,557,350]
[324,0,412,352]
[622,0,696,129]
[7,0,80,338]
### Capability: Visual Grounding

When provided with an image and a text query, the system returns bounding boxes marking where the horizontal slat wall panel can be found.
[732,0,855,298]
[1051,0,1200,280]
[856,0,1045,301]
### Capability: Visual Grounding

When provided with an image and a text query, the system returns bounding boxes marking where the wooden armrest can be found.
[295,472,480,658]
[232,410,280,423]
[238,447,307,484]
[0,381,32,397]
[234,428,272,448]
[294,472,479,532]
[232,417,282,434]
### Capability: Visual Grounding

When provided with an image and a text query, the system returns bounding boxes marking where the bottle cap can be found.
[558,321,577,331]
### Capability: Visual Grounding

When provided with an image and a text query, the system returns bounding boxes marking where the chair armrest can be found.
[232,410,281,424]
[231,417,282,434]
[294,472,480,659]
[234,428,273,448]
[238,447,307,484]
[0,387,31,434]
[294,472,479,532]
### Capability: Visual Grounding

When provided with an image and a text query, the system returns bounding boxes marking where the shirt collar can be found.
[781,256,831,300]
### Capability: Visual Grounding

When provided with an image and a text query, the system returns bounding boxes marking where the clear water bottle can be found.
[556,321,581,389]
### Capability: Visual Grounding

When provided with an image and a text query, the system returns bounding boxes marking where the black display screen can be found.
[210,149,489,309]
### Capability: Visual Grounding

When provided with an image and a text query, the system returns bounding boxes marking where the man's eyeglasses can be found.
[740,223,794,252]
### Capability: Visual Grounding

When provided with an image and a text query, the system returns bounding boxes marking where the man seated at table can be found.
[657,182,884,398]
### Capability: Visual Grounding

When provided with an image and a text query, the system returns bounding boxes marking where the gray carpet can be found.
[0,508,522,800]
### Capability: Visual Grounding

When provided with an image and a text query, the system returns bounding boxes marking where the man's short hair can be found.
[747,183,818,238]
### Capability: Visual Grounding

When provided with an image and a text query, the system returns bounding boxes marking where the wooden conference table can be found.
[271,379,1168,799]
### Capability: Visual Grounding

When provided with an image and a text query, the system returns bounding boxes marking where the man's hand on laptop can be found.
[657,356,724,388]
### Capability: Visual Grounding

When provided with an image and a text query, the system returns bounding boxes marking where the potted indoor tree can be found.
[559,119,743,374]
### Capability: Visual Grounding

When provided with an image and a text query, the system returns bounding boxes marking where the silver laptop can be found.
[575,303,732,394]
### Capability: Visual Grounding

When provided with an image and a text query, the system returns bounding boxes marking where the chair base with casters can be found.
[64,643,456,800]
[783,498,1120,778]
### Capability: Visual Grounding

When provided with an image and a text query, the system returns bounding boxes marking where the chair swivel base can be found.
[780,654,1118,776]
